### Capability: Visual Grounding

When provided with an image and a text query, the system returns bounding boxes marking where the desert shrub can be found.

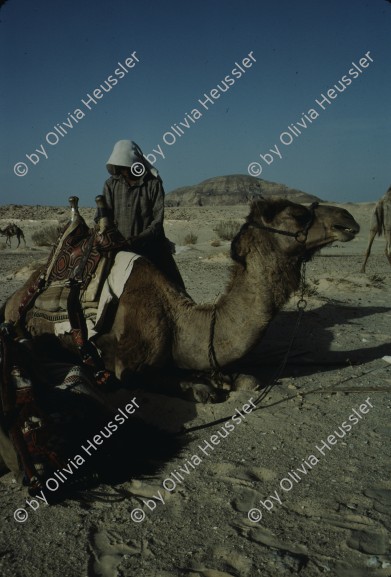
[214,220,242,241]
[368,274,385,288]
[184,232,198,245]
[32,224,61,246]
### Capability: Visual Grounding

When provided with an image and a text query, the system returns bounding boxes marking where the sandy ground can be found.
[0,202,390,577]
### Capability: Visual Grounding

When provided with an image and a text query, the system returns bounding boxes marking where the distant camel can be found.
[361,187,391,273]
[0,223,26,248]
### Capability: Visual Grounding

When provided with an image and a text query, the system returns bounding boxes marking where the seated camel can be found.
[4,198,359,397]
[361,186,391,273]
[0,223,26,248]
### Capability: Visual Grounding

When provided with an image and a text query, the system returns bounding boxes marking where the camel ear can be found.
[250,200,280,224]
[261,204,279,223]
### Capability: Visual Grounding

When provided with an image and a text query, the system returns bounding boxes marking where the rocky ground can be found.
[0,202,390,577]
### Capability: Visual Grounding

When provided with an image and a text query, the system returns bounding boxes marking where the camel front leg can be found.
[385,235,391,266]
[361,229,377,273]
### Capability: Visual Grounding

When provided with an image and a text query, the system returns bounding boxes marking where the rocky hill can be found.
[0,175,321,221]
[166,174,321,206]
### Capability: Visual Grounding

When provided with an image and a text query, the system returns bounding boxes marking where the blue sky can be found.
[0,0,390,205]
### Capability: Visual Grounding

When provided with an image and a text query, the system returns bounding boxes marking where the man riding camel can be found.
[101,139,185,290]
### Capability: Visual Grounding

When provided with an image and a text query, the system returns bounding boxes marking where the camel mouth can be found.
[331,223,360,241]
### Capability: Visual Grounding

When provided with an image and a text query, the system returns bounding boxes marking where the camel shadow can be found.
[230,302,391,381]
[36,390,189,504]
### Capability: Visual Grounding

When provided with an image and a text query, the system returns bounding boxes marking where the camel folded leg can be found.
[118,365,229,403]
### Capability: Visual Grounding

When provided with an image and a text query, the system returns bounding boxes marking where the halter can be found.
[251,201,319,244]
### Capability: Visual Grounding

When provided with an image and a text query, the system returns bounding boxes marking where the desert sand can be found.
[0,201,390,577]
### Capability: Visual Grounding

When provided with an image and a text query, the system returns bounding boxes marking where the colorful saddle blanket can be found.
[21,214,129,336]
[26,251,140,338]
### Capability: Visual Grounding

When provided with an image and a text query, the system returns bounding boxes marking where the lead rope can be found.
[207,205,319,390]
[187,260,308,435]
[208,303,228,388]
[250,259,307,408]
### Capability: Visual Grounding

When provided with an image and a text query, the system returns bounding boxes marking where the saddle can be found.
[19,196,128,381]
[0,196,126,492]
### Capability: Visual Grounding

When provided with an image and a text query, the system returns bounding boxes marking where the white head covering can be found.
[106,140,158,177]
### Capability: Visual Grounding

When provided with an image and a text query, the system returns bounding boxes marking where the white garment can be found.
[106,140,158,177]
[90,251,140,336]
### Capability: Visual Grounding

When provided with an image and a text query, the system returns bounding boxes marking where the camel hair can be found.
[4,199,359,393]
[361,186,391,273]
[0,223,26,248]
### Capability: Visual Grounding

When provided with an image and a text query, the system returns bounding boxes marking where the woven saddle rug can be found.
[24,214,140,339]
[26,251,140,339]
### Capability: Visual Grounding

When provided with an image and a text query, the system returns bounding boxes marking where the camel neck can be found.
[211,247,302,367]
[173,239,303,371]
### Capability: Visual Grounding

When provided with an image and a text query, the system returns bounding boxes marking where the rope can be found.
[181,255,391,437]
[205,203,319,386]
[180,362,390,436]
[186,261,308,435]
[208,303,229,388]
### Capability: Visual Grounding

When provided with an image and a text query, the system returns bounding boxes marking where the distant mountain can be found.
[166,174,321,206]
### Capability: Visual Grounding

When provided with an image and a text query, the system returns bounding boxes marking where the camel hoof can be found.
[179,382,225,403]
[232,374,260,391]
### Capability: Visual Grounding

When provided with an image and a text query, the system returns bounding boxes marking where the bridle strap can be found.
[252,202,319,244]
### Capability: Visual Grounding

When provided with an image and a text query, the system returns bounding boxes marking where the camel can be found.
[361,186,391,273]
[0,223,26,248]
[4,199,359,393]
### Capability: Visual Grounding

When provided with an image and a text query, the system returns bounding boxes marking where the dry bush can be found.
[214,220,242,241]
[184,232,198,245]
[32,224,61,246]
[368,274,385,288]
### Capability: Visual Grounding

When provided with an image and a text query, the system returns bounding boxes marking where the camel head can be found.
[231,199,360,264]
